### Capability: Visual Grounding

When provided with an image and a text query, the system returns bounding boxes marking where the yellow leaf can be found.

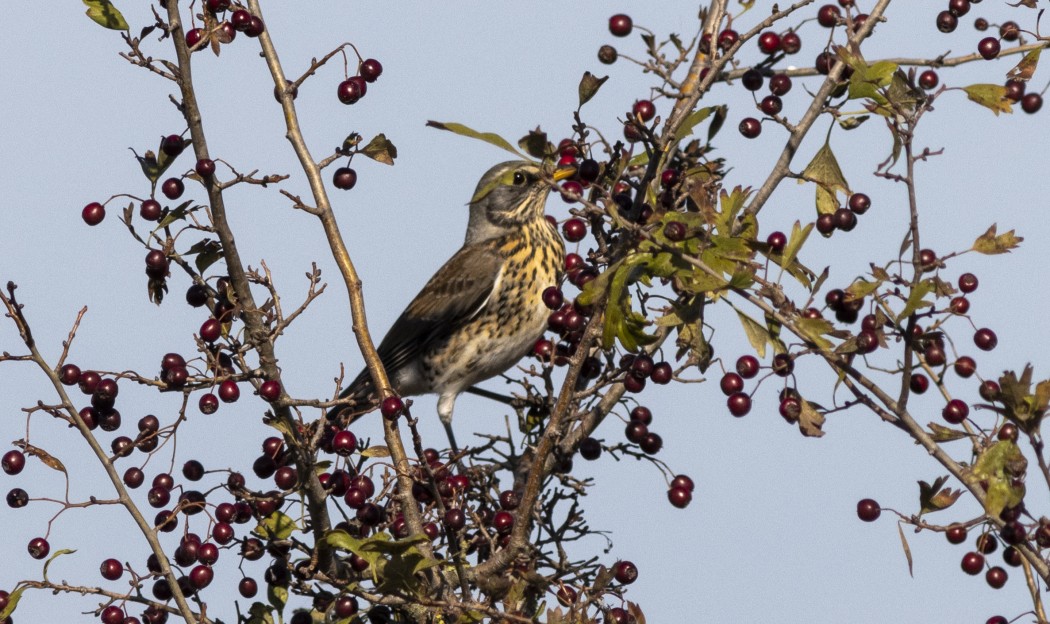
[1007,47,1041,82]
[962,84,1012,115]
[972,223,1023,254]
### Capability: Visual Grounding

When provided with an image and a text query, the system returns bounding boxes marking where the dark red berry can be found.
[757,31,781,55]
[738,117,761,138]
[614,560,639,584]
[781,32,801,54]
[195,158,216,178]
[961,551,984,575]
[380,396,404,420]
[942,399,969,424]
[562,218,587,242]
[199,393,219,415]
[667,486,692,508]
[333,167,357,190]
[337,78,366,105]
[186,28,204,48]
[909,373,929,394]
[727,392,751,417]
[598,45,618,64]
[28,537,50,559]
[1022,93,1043,114]
[741,69,764,91]
[769,74,792,95]
[218,380,240,403]
[936,11,958,33]
[856,498,881,521]
[735,355,760,379]
[2,451,25,476]
[244,16,264,37]
[360,58,383,82]
[918,70,939,90]
[974,328,998,351]
[258,380,281,402]
[632,100,656,122]
[848,193,871,214]
[717,29,739,50]
[161,177,184,200]
[760,95,783,116]
[980,380,1001,402]
[817,4,841,27]
[608,14,633,37]
[977,37,1001,60]
[986,566,1007,589]
[82,202,106,226]
[1000,21,1020,41]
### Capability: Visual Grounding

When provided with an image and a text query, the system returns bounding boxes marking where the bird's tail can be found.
[329,369,377,426]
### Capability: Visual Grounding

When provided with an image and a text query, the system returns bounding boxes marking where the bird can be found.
[335,160,574,449]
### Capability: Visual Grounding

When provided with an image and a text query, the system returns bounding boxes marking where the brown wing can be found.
[341,242,503,400]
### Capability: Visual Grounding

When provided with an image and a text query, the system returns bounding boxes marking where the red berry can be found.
[848,193,871,214]
[259,380,281,402]
[195,158,216,178]
[632,100,656,122]
[961,551,985,575]
[958,272,978,293]
[727,392,751,417]
[199,393,219,414]
[742,69,764,91]
[986,566,1008,589]
[161,177,185,200]
[140,199,162,221]
[974,328,998,351]
[218,380,240,403]
[936,11,958,33]
[82,202,106,226]
[769,74,792,95]
[381,396,404,420]
[735,355,760,379]
[781,32,801,54]
[333,167,357,190]
[918,70,939,90]
[608,14,633,37]
[667,486,692,508]
[337,78,366,105]
[856,498,881,521]
[757,31,781,55]
[360,58,383,82]
[562,218,588,242]
[942,399,969,424]
[2,450,25,476]
[186,28,204,48]
[1022,93,1043,114]
[244,16,265,37]
[738,117,761,138]
[909,373,929,394]
[817,4,841,27]
[977,37,1001,60]
[614,560,638,584]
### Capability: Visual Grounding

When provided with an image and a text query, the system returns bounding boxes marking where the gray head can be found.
[464,161,558,245]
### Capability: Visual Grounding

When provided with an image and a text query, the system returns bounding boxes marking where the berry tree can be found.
[2,1,1050,623]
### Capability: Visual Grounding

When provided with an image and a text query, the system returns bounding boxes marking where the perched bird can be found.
[337,160,573,449]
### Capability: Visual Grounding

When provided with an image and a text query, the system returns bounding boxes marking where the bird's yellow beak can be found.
[552,166,577,182]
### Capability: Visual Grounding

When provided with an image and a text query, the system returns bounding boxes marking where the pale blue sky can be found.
[2,2,1049,623]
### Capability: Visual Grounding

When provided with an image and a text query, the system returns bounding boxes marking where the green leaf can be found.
[246,602,276,624]
[43,548,76,583]
[268,583,288,615]
[896,279,935,322]
[918,476,963,515]
[256,510,297,540]
[83,0,128,30]
[962,84,1012,115]
[800,143,848,216]
[518,127,552,160]
[425,121,527,159]
[837,115,870,130]
[147,277,167,305]
[673,106,722,141]
[735,309,769,359]
[972,440,1027,518]
[781,221,812,272]
[359,133,398,165]
[928,422,969,442]
[185,239,223,274]
[796,316,835,351]
[845,278,881,302]
[578,71,608,107]
[972,223,1023,254]
[797,397,826,437]
[156,200,194,228]
[898,522,914,578]
[707,105,727,141]
[1007,47,1041,82]
[0,586,24,620]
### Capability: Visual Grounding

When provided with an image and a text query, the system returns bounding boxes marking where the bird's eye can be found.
[512,171,526,185]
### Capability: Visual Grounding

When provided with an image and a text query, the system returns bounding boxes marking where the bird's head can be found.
[465,160,575,244]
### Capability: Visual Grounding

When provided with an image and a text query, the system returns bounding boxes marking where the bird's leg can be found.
[437,393,460,454]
